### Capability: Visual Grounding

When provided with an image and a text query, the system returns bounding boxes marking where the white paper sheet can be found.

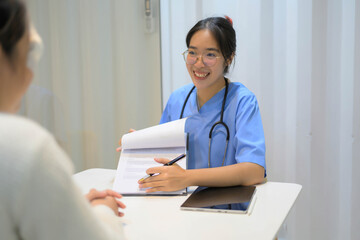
[113,119,188,195]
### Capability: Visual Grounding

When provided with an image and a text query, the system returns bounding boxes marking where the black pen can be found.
[139,153,186,181]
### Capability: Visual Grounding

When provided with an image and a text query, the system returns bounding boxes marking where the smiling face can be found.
[186,29,227,98]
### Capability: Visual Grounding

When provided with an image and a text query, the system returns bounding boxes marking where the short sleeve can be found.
[160,95,173,124]
[233,93,266,173]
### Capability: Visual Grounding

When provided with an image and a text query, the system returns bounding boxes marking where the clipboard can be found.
[113,118,188,196]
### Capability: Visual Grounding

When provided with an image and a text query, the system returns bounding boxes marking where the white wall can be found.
[160,0,360,239]
[22,0,162,171]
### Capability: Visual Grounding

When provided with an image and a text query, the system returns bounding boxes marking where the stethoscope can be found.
[180,78,230,168]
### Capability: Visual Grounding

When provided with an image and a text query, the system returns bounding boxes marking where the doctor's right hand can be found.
[116,128,136,152]
[138,157,188,193]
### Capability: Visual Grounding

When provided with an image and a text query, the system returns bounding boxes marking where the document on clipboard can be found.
[113,118,188,196]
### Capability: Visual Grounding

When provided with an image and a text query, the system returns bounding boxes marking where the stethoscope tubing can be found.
[180,78,230,167]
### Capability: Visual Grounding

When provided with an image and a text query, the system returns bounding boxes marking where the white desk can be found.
[74,168,301,240]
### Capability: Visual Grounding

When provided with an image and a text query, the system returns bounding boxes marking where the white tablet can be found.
[180,185,257,214]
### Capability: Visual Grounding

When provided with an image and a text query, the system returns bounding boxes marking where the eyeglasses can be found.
[182,50,222,67]
[27,24,44,73]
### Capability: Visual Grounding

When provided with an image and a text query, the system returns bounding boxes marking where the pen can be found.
[164,153,186,166]
[139,153,186,181]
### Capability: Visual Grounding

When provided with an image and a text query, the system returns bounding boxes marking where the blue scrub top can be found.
[160,82,266,174]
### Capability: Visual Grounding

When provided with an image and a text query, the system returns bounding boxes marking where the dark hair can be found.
[0,0,26,58]
[186,17,236,74]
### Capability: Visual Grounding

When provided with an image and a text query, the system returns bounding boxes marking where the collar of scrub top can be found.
[180,78,230,168]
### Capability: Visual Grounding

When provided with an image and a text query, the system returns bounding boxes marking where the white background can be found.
[23,0,162,171]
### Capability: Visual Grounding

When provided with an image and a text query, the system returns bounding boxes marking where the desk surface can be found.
[73,168,301,240]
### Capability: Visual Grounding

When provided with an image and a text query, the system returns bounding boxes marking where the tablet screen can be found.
[180,185,256,214]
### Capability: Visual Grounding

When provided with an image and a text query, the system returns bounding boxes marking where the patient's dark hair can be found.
[186,16,236,74]
[0,0,26,58]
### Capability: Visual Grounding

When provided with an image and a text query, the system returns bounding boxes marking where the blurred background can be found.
[24,0,162,171]
[22,0,359,239]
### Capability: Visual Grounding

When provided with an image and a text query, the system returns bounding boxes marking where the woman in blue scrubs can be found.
[139,16,266,193]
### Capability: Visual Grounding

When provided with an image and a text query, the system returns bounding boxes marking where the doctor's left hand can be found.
[116,128,136,152]
[138,158,189,193]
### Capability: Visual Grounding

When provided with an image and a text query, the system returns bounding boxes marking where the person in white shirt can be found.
[0,0,126,239]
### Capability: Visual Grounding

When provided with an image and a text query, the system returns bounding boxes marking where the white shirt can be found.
[0,113,125,240]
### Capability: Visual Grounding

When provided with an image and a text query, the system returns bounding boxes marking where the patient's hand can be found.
[86,189,126,216]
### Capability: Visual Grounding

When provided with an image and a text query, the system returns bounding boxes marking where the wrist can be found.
[92,204,117,216]
[184,169,195,186]
[90,198,105,206]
